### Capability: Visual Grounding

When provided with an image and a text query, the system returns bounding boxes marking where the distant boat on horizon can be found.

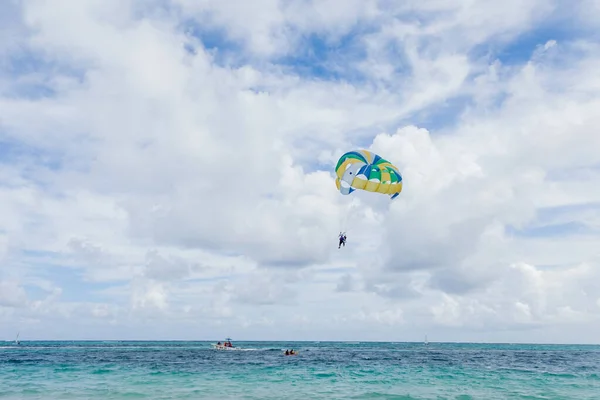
[212,337,235,350]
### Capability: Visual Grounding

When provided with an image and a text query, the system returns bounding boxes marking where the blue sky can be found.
[1,0,600,343]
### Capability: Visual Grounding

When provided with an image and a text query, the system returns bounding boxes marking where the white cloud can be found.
[0,0,599,343]
[0,280,28,308]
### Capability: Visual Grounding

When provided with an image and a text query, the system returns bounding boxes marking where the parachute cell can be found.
[334,149,402,199]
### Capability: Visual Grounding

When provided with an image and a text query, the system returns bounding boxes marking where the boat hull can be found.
[212,344,236,350]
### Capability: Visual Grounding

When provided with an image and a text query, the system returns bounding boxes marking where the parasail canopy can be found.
[334,149,402,200]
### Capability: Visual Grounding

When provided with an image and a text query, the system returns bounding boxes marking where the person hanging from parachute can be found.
[338,232,347,249]
[334,149,403,247]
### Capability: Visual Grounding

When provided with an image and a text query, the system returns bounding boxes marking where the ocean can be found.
[1,341,599,399]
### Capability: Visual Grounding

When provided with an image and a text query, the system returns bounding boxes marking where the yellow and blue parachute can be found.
[335,149,402,200]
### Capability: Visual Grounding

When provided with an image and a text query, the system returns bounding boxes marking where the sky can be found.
[1,0,600,344]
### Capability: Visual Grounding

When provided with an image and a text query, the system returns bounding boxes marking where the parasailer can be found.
[334,149,402,200]
[334,149,402,247]
[338,232,347,248]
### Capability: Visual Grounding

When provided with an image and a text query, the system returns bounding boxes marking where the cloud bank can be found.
[1,0,599,343]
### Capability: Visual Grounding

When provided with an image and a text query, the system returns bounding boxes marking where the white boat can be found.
[212,338,235,350]
[212,344,237,350]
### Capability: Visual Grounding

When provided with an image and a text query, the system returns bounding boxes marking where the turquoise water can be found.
[1,341,599,399]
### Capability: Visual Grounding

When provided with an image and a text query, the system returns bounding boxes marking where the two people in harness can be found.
[338,232,347,249]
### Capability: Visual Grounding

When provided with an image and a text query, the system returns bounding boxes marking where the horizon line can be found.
[5,339,600,345]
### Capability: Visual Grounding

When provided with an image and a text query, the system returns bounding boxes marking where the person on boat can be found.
[338,232,346,248]
[217,341,222,345]
[285,350,289,355]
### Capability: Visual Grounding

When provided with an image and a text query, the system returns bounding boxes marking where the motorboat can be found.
[212,338,235,350]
